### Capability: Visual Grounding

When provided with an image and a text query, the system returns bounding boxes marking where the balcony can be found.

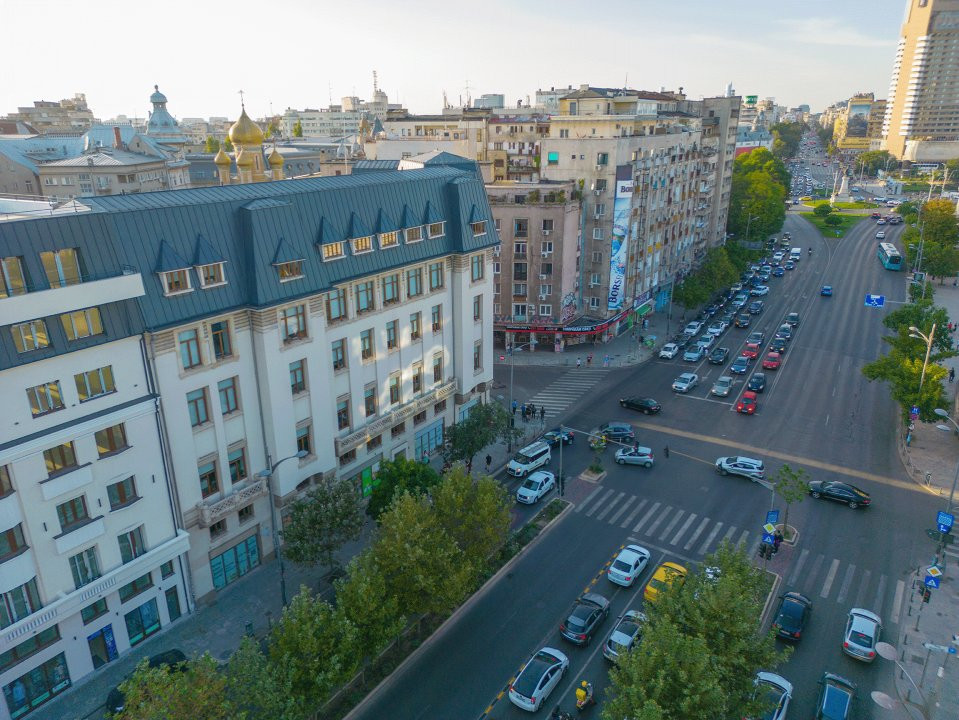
[2,267,145,326]
[196,478,269,528]
[54,515,105,555]
[39,462,93,502]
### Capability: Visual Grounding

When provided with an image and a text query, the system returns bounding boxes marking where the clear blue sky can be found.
[0,0,906,122]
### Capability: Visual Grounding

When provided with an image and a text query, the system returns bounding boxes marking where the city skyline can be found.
[1,0,905,122]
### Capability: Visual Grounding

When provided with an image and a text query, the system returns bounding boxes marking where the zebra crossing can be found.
[524,368,611,418]
[574,486,904,621]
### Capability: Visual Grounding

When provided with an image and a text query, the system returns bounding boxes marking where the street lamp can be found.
[744,214,761,245]
[908,324,937,395]
[873,641,930,720]
[256,449,308,606]
[505,341,534,451]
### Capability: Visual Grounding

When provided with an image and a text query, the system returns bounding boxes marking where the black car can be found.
[598,422,635,441]
[735,313,751,328]
[106,649,188,714]
[543,427,574,445]
[747,301,765,315]
[619,396,661,415]
[673,334,693,350]
[809,480,871,509]
[772,591,812,641]
[747,373,767,392]
[785,312,800,327]
[560,592,610,645]
[769,337,787,354]
[746,331,765,345]
[708,347,730,365]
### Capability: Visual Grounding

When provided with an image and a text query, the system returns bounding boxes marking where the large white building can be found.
[0,154,497,718]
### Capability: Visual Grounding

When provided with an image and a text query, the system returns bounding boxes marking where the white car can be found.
[614,446,655,468]
[603,610,647,662]
[515,470,556,505]
[683,346,705,362]
[875,231,886,239]
[772,252,785,262]
[715,456,765,480]
[508,647,569,712]
[711,376,733,397]
[707,321,727,336]
[842,608,882,662]
[696,334,715,350]
[750,285,770,297]
[672,372,699,393]
[683,321,704,336]
[752,671,792,720]
[659,343,679,359]
[607,545,651,586]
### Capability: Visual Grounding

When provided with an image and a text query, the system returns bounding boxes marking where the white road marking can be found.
[633,502,661,534]
[594,492,625,522]
[699,522,724,555]
[607,495,636,526]
[891,579,905,622]
[804,554,825,594]
[621,499,647,528]
[736,529,750,549]
[820,559,841,598]
[585,488,615,517]
[720,525,738,546]
[684,517,711,551]
[658,510,686,542]
[671,513,698,546]
[871,573,887,617]
[645,505,674,537]
[574,485,604,512]
[853,569,872,609]
[836,564,856,604]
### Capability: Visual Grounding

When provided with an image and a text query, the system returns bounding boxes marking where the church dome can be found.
[214,147,231,166]
[235,148,254,168]
[268,147,284,167]
[229,108,264,146]
[150,85,167,105]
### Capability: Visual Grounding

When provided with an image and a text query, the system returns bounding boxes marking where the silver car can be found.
[842,608,882,662]
[711,376,733,397]
[603,610,646,662]
[672,372,699,393]
[515,470,556,505]
[508,647,569,711]
[715,456,765,481]
[615,447,654,468]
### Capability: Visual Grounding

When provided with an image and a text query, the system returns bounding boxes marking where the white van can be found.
[507,441,551,477]
[789,247,802,262]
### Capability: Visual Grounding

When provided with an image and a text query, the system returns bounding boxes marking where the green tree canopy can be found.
[431,467,511,570]
[823,215,843,227]
[222,138,233,151]
[366,456,441,522]
[334,549,406,658]
[281,478,364,569]
[113,653,232,720]
[728,148,788,242]
[770,122,803,159]
[857,150,894,176]
[773,464,810,538]
[204,136,220,153]
[225,637,302,720]
[441,401,519,467]
[813,203,833,217]
[292,120,303,137]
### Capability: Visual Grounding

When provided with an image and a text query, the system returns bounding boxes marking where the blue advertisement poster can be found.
[608,165,633,310]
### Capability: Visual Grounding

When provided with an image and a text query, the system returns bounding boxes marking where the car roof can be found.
[581,592,609,607]
[743,391,757,399]
[850,608,882,626]
[527,470,553,481]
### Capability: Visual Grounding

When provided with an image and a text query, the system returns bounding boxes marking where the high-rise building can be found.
[882,0,959,162]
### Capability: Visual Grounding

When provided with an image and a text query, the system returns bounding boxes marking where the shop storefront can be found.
[2,653,70,719]
[210,532,260,590]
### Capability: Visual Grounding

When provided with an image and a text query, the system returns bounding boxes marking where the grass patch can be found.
[799,212,864,238]
[803,199,878,210]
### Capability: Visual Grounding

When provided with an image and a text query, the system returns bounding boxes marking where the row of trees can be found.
[770,121,804,160]
[728,147,790,245]
[113,467,513,719]
[902,199,959,284]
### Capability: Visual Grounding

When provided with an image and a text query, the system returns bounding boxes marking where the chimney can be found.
[113,126,122,149]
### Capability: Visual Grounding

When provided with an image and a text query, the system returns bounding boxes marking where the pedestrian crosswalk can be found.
[523,368,610,419]
[574,486,903,621]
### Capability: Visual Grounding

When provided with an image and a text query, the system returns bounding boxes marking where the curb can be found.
[759,569,783,628]
[892,574,928,720]
[342,500,574,720]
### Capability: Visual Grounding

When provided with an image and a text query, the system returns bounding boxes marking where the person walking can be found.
[511,399,518,415]
[540,405,546,421]
[586,354,593,367]
[664,445,670,459]
[576,357,582,369]
[950,367,955,383]
[485,454,492,472]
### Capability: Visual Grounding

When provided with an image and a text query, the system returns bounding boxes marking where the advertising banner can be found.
[608,165,633,311]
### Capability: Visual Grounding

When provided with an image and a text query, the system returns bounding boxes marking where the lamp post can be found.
[873,641,930,720]
[505,341,533,452]
[256,450,308,607]
[908,324,937,396]
[744,214,761,246]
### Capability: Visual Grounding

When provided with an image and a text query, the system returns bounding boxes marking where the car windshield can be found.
[822,685,851,720]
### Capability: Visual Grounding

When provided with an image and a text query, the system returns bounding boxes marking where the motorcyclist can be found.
[575,680,595,708]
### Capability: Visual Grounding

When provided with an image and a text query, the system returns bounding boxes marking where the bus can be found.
[878,242,902,271]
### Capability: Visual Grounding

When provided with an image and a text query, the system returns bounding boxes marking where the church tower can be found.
[228,100,266,182]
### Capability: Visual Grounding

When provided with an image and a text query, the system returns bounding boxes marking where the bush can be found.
[823,215,843,227]
[813,203,833,217]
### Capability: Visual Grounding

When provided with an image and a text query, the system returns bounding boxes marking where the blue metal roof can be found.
[193,234,225,265]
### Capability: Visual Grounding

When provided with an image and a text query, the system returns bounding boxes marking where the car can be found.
[737,391,758,414]
[598,422,635,441]
[704,303,719,317]
[683,345,706,362]
[751,671,793,720]
[734,291,751,305]
[809,480,871,508]
[785,312,800,327]
[516,470,556,505]
[715,456,766,480]
[711,376,734,397]
[542,427,574,446]
[607,545,651,587]
[747,331,765,345]
[730,356,751,375]
[758,272,771,283]
[683,321,704,336]
[619,396,661,414]
[750,285,770,297]
[875,231,886,239]
[508,647,570,712]
[672,372,699,393]
[760,264,772,273]
[772,267,785,277]
[747,300,765,315]
[720,312,736,327]
[731,282,744,292]
[843,608,882,662]
[772,592,812,641]
[741,343,761,359]
[659,342,679,359]
[769,338,787,354]
[870,211,882,219]
[762,352,782,370]
[747,373,767,392]
[821,285,833,296]
[696,333,715,350]
[707,320,727,336]
[784,260,795,270]
[735,313,752,328]
[709,347,730,365]
[560,592,610,645]
[603,610,647,662]
[774,325,792,341]
[772,251,785,262]
[644,562,687,602]
[106,649,189,715]
[876,218,887,225]
[615,446,655,467]
[814,672,856,720]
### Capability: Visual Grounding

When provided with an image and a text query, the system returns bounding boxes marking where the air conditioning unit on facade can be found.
[542,229,551,236]
[539,274,548,280]
[539,295,547,300]
[541,251,549,258]
[593,189,602,196]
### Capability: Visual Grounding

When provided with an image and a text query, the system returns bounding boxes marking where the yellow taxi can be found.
[643,562,688,602]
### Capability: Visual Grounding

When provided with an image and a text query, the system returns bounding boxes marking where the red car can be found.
[762,352,782,370]
[741,343,761,360]
[736,391,758,414]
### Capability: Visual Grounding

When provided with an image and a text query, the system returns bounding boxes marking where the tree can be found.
[770,122,803,159]
[113,653,232,720]
[772,464,810,540]
[813,203,833,217]
[226,637,302,720]
[292,120,303,137]
[823,215,842,227]
[204,136,220,153]
[334,549,406,658]
[863,351,949,421]
[897,200,918,217]
[281,478,363,570]
[857,150,893,176]
[919,238,959,284]
[432,467,511,571]
[365,456,440,522]
[946,158,959,180]
[222,137,234,152]
[441,401,519,468]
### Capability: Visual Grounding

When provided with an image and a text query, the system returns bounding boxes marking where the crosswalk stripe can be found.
[684,517,711,551]
[658,510,686,542]
[621,499,647,528]
[633,502,661,534]
[699,522,723,556]
[607,495,636,526]
[787,549,810,586]
[595,492,625,521]
[891,579,905,622]
[854,570,872,609]
[746,533,762,558]
[575,485,605,512]
[645,505,673,537]
[820,559,841,598]
[836,564,856,604]
[671,513,697,546]
[585,489,615,517]
[735,530,750,549]
[805,554,825,594]
[873,574,888,617]
[720,525,738,546]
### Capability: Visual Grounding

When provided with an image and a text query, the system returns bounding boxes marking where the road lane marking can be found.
[872,574,887,617]
[684,517,711,550]
[606,495,635,525]
[595,492,625,521]
[787,548,810,586]
[585,488,615,517]
[805,554,825,595]
[575,485,604,512]
[891,579,905,622]
[699,522,724,555]
[671,513,697,546]
[658,510,686,542]
[721,525,738,546]
[645,505,674,537]
[820,558,841,598]
[853,569,872,608]
[836,564,856,604]
[736,529,750,549]
[633,502,661,534]
[621,499,647,528]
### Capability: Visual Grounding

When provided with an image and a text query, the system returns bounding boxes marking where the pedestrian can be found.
[422,450,430,464]
[485,454,492,472]
[950,367,955,383]
[466,459,473,474]
[540,405,546,421]
[511,399,518,415]
[576,357,582,368]
[773,530,783,554]
[586,354,593,366]
[664,445,670,459]
[603,354,610,368]
[638,334,645,345]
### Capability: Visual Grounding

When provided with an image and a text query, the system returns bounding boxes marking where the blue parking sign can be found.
[937,511,954,534]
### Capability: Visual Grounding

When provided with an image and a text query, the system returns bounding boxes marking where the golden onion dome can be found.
[213,147,231,166]
[228,108,264,146]
[268,146,284,167]
[235,148,254,168]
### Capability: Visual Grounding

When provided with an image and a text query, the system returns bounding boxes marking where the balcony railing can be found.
[196,478,269,528]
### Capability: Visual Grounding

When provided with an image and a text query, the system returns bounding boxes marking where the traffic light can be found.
[922,587,932,603]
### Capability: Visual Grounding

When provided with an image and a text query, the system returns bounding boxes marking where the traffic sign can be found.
[766,510,780,525]
[925,575,941,589]
[926,565,942,578]
[865,294,886,307]
[912,405,921,416]
[937,511,954,534]
[763,523,776,535]
[762,532,776,546]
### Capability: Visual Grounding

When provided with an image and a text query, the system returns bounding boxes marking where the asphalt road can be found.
[351,212,940,720]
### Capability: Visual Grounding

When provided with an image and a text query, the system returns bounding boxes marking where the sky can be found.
[0,0,908,123]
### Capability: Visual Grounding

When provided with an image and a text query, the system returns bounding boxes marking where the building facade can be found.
[3,96,95,135]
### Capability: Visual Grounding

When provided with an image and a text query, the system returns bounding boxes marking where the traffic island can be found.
[579,467,607,483]
[777,525,799,545]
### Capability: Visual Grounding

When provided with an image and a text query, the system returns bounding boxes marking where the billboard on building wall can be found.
[608,165,633,311]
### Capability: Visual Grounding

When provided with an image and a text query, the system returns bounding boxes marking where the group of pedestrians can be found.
[511,399,546,422]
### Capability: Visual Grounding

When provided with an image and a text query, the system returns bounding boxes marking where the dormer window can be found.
[471,221,487,237]
[197,262,226,288]
[351,236,373,254]
[161,269,192,296]
[428,222,446,239]
[379,231,399,249]
[405,226,423,244]
[276,260,304,282]
[321,242,345,261]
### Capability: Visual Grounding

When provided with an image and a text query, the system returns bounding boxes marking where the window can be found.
[364,385,377,417]
[107,477,138,509]
[431,304,442,332]
[432,353,444,383]
[210,321,232,360]
[596,152,609,166]
[276,260,304,282]
[434,400,447,414]
[592,227,604,240]
[514,262,528,280]
[228,448,247,484]
[473,295,482,321]
[0,579,41,629]
[43,442,77,477]
[326,288,347,322]
[75,365,115,401]
[592,251,602,263]
[197,262,225,288]
[218,377,239,414]
[541,241,554,254]
[199,462,219,498]
[321,241,345,260]
[389,374,401,405]
[281,305,307,342]
[594,203,606,217]
[412,364,423,394]
[379,231,399,249]
[339,449,357,466]
[493,261,500,275]
[0,524,27,563]
[513,283,527,296]
[157,560,174,580]
[187,388,209,427]
[471,254,485,281]
[69,547,101,589]
[296,424,312,455]
[56,496,89,533]
[539,304,552,316]
[0,626,60,673]
[540,284,553,296]
[382,273,399,304]
[40,248,81,288]
[210,519,227,540]
[410,311,422,341]
[355,281,375,314]
[514,219,529,238]
[360,329,374,360]
[429,261,444,290]
[119,573,153,604]
[178,329,202,369]
[162,269,191,295]
[0,466,11,498]
[590,296,600,309]
[471,221,487,236]
[2,652,70,716]
[473,341,483,372]
[542,218,555,232]
[95,423,128,456]
[541,262,553,276]
[352,236,373,254]
[405,226,423,243]
[367,434,382,451]
[26,381,63,416]
[238,505,254,524]
[82,598,108,625]
[391,422,405,439]
[386,320,398,350]
[290,359,307,393]
[428,221,445,238]
[514,242,528,256]
[407,268,423,297]
[11,320,48,353]
[61,307,103,341]
[0,256,27,297]
[413,410,427,425]
[513,303,527,316]
[210,535,260,590]
[594,179,607,193]
[336,397,351,430]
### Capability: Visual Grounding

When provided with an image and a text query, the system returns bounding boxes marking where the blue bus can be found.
[878,242,902,271]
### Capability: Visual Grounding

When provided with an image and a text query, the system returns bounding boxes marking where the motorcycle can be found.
[575,684,596,712]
